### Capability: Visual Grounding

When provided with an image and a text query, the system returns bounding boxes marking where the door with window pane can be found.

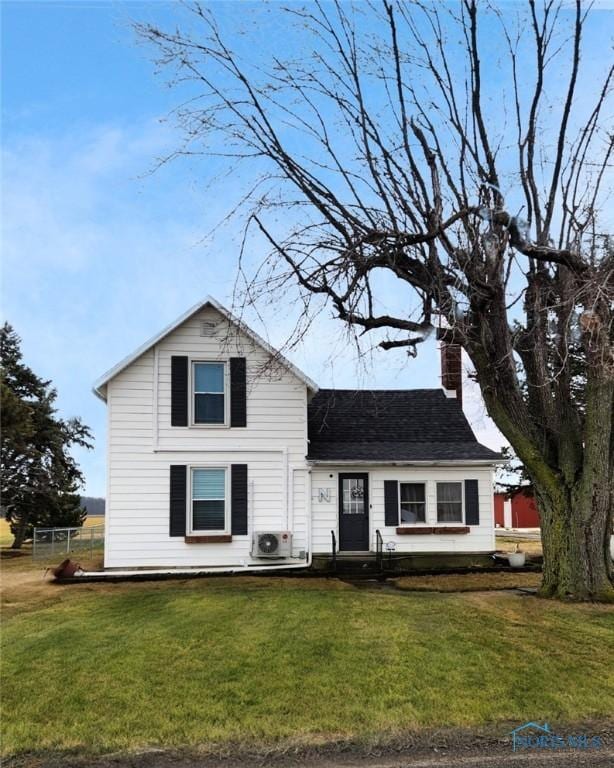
[338,474,369,551]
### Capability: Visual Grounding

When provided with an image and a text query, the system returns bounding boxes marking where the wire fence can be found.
[32,524,104,561]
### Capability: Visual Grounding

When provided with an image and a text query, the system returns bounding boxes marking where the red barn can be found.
[494,489,540,528]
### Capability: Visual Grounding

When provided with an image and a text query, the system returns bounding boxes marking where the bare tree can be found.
[136,0,614,601]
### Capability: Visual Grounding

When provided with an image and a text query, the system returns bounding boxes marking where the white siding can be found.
[310,466,495,554]
[104,304,497,568]
[105,306,309,568]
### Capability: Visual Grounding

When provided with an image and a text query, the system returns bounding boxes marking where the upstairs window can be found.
[399,483,426,523]
[436,482,463,523]
[191,467,227,532]
[193,362,225,424]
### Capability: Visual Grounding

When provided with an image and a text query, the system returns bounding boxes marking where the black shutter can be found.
[171,356,188,427]
[465,479,479,525]
[170,465,187,537]
[384,480,399,526]
[231,464,248,535]
[230,357,247,427]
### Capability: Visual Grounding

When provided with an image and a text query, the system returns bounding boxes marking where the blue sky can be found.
[4,1,609,496]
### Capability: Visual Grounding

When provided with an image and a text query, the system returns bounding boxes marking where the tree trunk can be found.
[10,513,30,550]
[536,477,614,602]
[470,326,613,602]
[537,299,614,602]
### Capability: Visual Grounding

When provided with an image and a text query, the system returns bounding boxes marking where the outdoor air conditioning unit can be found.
[252,531,292,558]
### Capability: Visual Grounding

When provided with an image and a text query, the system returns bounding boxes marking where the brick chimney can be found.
[436,329,463,406]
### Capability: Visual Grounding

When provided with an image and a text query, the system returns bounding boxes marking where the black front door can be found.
[338,473,369,551]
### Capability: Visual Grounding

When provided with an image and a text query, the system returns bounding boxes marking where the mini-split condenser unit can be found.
[251,531,292,558]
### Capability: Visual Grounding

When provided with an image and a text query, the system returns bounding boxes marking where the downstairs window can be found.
[436,482,463,523]
[399,483,426,523]
[191,467,227,532]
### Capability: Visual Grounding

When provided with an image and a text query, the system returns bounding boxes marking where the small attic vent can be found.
[200,320,218,337]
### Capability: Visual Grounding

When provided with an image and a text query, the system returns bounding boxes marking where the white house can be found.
[94,297,500,572]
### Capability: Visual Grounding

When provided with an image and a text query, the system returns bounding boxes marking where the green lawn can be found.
[496,535,543,556]
[2,574,613,758]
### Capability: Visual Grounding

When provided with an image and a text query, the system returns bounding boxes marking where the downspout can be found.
[244,465,311,571]
[245,465,311,571]
[77,469,313,579]
[282,447,289,529]
[77,556,313,579]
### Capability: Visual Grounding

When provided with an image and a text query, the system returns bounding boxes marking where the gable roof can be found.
[93,296,319,401]
[307,389,501,463]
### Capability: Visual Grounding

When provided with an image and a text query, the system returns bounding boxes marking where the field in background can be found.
[0,519,13,547]
[0,516,104,549]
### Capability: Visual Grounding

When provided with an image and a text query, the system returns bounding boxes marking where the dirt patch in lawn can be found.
[1,548,105,618]
[392,571,542,592]
[6,720,614,768]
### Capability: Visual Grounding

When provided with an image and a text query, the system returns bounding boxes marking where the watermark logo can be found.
[510,722,603,752]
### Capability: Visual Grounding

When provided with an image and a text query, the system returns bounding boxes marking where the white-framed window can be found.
[399,482,426,524]
[192,361,226,425]
[189,466,228,533]
[436,481,463,523]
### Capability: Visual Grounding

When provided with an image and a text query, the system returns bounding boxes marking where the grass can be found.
[496,535,543,556]
[393,571,542,592]
[2,562,613,758]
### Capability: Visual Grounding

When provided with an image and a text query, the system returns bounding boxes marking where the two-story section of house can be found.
[94,298,317,569]
[94,297,500,571]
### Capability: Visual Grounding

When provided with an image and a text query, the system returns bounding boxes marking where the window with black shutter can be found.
[231,464,248,535]
[399,483,426,523]
[169,465,187,537]
[171,357,188,427]
[384,480,399,526]
[464,479,480,525]
[230,357,247,427]
[193,362,226,424]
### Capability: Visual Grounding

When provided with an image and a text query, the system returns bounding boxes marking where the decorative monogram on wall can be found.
[317,488,332,503]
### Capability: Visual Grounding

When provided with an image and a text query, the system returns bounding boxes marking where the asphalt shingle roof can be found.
[307,389,501,462]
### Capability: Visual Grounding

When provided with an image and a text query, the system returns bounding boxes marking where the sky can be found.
[2,1,610,496]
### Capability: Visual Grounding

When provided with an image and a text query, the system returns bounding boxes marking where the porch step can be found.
[336,562,380,574]
[312,553,381,574]
[311,551,504,574]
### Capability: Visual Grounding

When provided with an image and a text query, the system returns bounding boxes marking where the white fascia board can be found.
[92,296,319,401]
[306,458,503,466]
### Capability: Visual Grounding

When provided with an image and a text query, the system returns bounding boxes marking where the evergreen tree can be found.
[0,323,93,548]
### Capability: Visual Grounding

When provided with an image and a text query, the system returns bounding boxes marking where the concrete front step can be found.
[312,551,504,573]
[311,555,380,575]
